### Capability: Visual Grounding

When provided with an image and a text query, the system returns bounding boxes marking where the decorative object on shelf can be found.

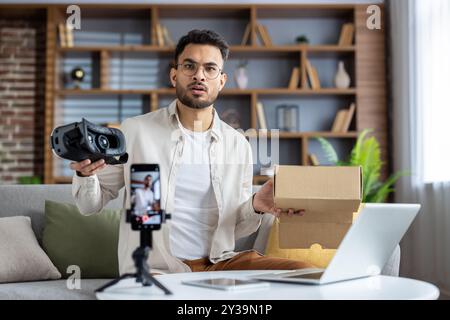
[70,67,85,89]
[276,104,299,132]
[316,129,408,203]
[260,165,275,177]
[220,108,241,129]
[305,59,321,89]
[256,101,267,130]
[334,61,351,89]
[338,23,355,46]
[288,67,300,89]
[234,60,249,89]
[255,22,272,46]
[295,35,310,44]
[331,103,356,133]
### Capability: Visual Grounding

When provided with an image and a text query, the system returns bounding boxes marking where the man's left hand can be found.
[252,179,305,217]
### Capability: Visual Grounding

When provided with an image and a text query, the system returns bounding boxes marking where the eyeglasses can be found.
[176,61,223,80]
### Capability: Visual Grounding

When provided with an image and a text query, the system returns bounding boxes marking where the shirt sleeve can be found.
[234,142,262,240]
[72,163,125,215]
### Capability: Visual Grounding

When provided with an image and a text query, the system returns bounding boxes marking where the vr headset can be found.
[50,118,128,165]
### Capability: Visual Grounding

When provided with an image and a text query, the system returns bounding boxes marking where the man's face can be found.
[170,44,227,109]
[144,176,152,187]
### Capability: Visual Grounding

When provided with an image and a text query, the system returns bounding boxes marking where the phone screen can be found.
[130,164,161,229]
[197,279,261,286]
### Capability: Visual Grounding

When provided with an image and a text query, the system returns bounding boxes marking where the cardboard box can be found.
[274,165,362,249]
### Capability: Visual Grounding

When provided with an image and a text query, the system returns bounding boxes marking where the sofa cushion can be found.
[0,216,61,283]
[0,185,125,243]
[42,200,121,279]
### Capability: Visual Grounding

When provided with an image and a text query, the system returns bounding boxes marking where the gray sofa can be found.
[0,184,401,300]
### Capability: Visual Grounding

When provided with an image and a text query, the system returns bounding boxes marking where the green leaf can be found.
[359,137,381,200]
[366,171,408,203]
[315,137,339,164]
[350,129,372,165]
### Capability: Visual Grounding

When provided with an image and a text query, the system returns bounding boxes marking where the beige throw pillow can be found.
[0,216,61,283]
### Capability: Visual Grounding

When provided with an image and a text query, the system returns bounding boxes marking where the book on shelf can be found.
[331,103,356,132]
[305,60,321,89]
[340,103,356,132]
[58,23,74,47]
[241,22,251,45]
[288,67,300,89]
[66,25,74,47]
[338,23,355,46]
[153,23,173,47]
[256,101,267,130]
[308,153,320,166]
[58,23,66,47]
[255,23,272,46]
[155,23,164,46]
[331,109,348,132]
[162,25,174,46]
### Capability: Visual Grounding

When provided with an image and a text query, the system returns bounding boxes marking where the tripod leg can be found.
[141,274,172,295]
[95,273,136,292]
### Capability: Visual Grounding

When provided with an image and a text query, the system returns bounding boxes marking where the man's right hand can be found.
[70,159,107,177]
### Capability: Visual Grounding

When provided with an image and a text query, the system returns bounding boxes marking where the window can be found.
[417,0,450,183]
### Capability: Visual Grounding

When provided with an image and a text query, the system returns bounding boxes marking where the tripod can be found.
[95,229,172,294]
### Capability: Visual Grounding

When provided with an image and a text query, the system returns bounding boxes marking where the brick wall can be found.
[0,20,46,184]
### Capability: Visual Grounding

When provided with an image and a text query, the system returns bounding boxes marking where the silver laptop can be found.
[250,203,420,285]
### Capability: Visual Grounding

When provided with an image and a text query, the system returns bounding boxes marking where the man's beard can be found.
[176,83,218,109]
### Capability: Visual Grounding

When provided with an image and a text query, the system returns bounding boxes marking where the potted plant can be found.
[18,176,42,184]
[315,129,408,203]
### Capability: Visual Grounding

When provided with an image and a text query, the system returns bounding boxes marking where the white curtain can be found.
[390,0,450,298]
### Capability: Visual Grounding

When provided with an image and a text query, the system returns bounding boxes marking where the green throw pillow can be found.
[42,200,121,279]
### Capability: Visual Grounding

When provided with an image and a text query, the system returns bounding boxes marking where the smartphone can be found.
[129,164,162,231]
[181,278,270,291]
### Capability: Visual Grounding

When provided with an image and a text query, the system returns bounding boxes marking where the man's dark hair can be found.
[174,29,229,65]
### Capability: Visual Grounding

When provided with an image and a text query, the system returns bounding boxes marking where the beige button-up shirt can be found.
[72,99,262,275]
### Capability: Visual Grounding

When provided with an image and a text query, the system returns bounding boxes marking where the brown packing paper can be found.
[273,165,362,249]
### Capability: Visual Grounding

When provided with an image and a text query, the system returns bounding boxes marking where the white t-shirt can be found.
[170,128,219,260]
[134,187,154,215]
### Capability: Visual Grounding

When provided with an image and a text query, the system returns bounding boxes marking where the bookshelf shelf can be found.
[56,45,356,54]
[0,3,386,184]
[56,88,357,96]
[244,131,359,139]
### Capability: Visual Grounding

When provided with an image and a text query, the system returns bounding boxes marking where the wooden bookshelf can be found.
[56,44,355,53]
[0,3,387,184]
[55,88,357,96]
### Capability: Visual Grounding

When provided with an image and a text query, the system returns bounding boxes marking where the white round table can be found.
[96,270,440,300]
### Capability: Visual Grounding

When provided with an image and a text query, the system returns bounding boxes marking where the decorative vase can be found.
[234,67,248,89]
[334,61,351,89]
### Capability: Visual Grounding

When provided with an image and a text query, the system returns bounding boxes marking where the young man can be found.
[71,30,312,275]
